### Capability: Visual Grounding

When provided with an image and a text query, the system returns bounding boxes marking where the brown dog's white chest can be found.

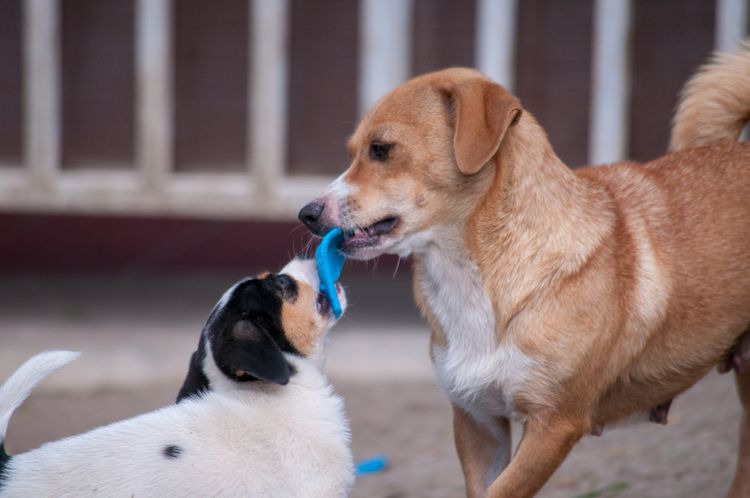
[416,245,536,422]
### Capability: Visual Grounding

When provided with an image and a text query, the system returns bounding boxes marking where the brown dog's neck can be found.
[465,113,615,328]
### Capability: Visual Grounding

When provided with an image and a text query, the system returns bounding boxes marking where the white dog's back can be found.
[2,364,351,498]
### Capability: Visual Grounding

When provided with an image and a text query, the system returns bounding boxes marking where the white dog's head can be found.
[177,259,346,401]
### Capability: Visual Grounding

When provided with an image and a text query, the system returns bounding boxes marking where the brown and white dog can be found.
[299,43,750,497]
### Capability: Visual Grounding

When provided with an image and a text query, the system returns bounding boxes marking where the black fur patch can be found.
[237,275,301,356]
[176,340,209,402]
[206,276,301,385]
[176,273,303,401]
[275,274,299,303]
[0,442,11,489]
[163,445,182,459]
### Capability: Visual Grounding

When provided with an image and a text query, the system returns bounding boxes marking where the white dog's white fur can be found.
[0,260,353,498]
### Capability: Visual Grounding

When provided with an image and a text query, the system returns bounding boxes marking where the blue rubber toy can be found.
[315,227,347,318]
[355,455,389,476]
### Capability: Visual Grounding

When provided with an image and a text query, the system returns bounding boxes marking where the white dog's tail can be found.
[0,351,80,449]
[670,40,750,151]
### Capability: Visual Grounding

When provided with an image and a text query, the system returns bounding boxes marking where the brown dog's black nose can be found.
[298,201,325,233]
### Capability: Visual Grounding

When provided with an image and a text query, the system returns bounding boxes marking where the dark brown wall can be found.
[287,0,359,176]
[0,0,22,164]
[515,0,594,168]
[0,213,301,274]
[174,0,249,172]
[412,0,476,75]
[629,0,716,162]
[61,0,134,168]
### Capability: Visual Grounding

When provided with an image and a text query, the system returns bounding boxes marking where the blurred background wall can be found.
[0,0,746,275]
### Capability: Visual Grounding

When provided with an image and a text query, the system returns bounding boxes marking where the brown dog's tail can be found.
[670,41,750,152]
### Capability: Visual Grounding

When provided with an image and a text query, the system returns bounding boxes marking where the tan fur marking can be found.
[280,281,320,356]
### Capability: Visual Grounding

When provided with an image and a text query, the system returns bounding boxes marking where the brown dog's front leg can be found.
[484,415,585,498]
[453,405,511,498]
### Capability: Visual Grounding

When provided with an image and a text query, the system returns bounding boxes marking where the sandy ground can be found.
[0,275,744,497]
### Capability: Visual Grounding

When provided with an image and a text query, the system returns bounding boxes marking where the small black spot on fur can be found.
[163,445,182,459]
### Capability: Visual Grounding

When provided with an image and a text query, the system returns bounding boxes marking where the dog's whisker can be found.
[289,224,306,235]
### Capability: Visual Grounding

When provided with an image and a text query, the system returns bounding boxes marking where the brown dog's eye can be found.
[369,142,393,162]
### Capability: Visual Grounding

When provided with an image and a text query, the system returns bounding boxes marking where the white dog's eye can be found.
[369,142,393,162]
[274,274,298,301]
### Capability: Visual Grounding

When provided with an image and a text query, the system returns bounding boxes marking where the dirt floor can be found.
[0,274,744,497]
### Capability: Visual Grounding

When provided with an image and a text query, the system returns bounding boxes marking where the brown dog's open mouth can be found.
[341,216,399,252]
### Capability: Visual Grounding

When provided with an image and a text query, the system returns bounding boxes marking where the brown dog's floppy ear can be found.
[443,78,522,175]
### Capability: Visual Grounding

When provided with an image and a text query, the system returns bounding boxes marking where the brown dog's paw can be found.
[649,399,672,425]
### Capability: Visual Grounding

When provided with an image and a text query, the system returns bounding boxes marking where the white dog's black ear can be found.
[176,344,209,402]
[212,320,291,385]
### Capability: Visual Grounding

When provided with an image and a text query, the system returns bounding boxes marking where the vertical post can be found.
[250,0,289,197]
[359,0,414,114]
[716,0,748,52]
[588,0,632,164]
[24,0,61,190]
[476,0,517,90]
[716,0,749,141]
[136,0,173,191]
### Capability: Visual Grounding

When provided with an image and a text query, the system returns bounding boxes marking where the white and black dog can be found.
[0,259,353,497]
